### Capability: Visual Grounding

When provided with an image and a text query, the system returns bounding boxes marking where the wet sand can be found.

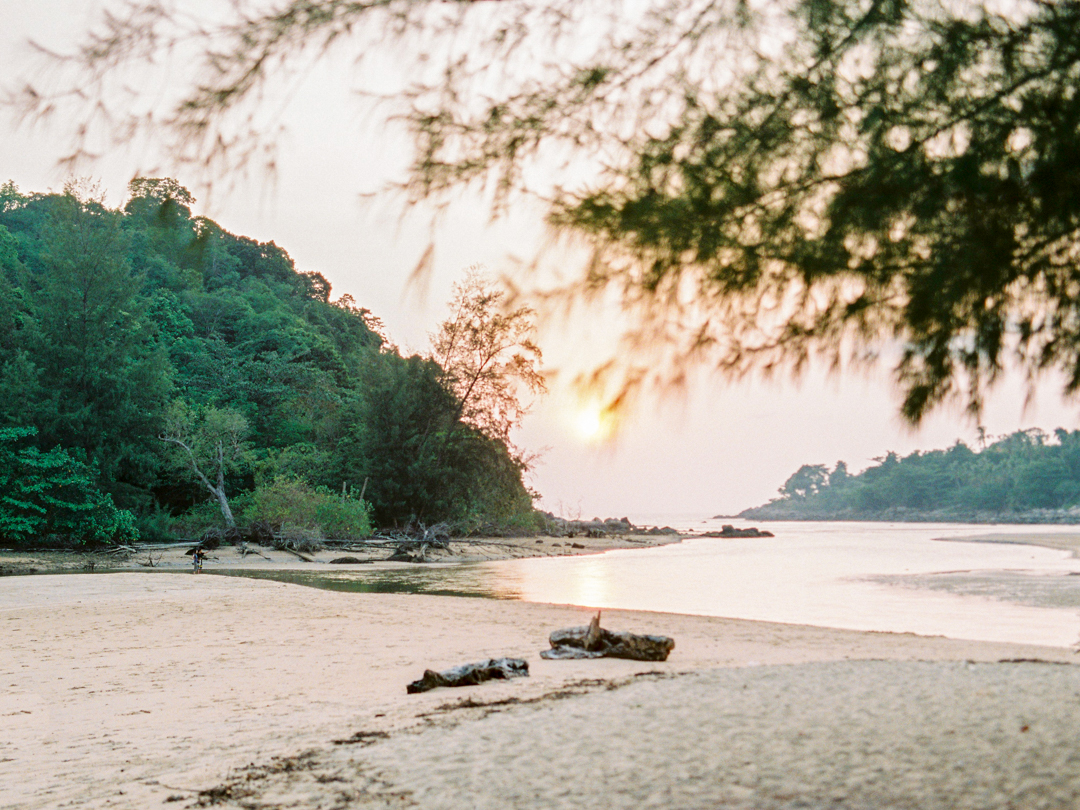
[2,572,1077,810]
[939,531,1080,558]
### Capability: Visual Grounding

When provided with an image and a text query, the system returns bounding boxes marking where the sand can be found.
[939,531,1080,558]
[0,532,681,577]
[3,571,1078,810]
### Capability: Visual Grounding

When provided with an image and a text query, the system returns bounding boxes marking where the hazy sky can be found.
[4,0,1079,522]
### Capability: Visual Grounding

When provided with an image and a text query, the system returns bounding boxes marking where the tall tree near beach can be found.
[11,0,1080,422]
[432,271,545,448]
[11,184,170,496]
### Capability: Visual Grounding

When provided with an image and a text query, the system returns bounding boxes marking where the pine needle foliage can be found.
[17,0,1080,420]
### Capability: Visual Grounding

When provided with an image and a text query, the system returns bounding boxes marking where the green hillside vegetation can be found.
[741,429,1080,524]
[0,179,540,546]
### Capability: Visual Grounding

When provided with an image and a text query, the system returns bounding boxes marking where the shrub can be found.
[168,499,232,539]
[246,477,373,540]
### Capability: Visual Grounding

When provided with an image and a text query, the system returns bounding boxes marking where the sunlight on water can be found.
[218,521,1080,648]
[491,521,1080,647]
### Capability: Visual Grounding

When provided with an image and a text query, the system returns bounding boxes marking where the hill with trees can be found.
[0,179,542,546]
[740,429,1080,524]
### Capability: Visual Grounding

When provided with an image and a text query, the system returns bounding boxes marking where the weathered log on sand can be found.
[406,657,529,694]
[541,612,675,661]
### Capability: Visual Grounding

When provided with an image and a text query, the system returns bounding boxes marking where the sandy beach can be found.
[3,565,1079,810]
[0,531,682,578]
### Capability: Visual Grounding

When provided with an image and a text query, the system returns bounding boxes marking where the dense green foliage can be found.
[743,429,1080,523]
[0,427,137,545]
[0,179,540,545]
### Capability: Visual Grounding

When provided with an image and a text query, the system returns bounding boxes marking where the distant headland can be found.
[736,428,1080,525]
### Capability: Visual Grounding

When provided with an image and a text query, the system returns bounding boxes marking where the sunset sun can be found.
[574,404,612,442]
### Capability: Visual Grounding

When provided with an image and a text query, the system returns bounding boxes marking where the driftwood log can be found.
[406,657,529,694]
[541,612,675,661]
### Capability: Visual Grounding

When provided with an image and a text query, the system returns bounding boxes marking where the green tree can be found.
[779,464,830,499]
[25,0,1080,423]
[159,401,252,527]
[19,184,171,496]
[431,271,545,447]
[0,426,138,546]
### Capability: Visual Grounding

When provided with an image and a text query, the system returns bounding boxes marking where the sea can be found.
[219,518,1080,649]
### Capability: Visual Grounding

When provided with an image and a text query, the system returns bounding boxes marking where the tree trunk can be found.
[213,454,235,527]
[213,485,236,527]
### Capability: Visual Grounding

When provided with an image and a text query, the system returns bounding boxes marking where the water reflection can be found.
[211,521,1080,648]
[210,564,524,600]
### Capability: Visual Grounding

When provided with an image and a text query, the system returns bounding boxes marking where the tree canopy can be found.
[743,427,1080,522]
[0,178,542,545]
[12,0,1080,421]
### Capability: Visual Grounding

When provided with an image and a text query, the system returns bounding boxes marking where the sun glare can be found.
[574,404,612,442]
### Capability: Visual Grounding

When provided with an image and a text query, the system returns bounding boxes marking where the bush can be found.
[134,504,176,544]
[246,477,373,540]
[168,499,233,539]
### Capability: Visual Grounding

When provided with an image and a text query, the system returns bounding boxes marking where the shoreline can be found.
[738,506,1080,524]
[0,531,684,577]
[4,572,1078,810]
[935,530,1080,558]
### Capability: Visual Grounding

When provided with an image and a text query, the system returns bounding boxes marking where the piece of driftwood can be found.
[541,612,675,661]
[406,657,529,694]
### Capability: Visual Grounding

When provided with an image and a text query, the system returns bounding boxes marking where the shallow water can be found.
[215,520,1080,647]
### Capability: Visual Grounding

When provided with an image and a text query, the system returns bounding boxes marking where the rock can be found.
[700,525,774,538]
[541,612,675,661]
[406,658,530,694]
[328,556,371,564]
[388,543,433,563]
[643,526,680,535]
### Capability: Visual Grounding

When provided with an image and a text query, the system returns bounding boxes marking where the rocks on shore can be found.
[538,512,680,538]
[698,524,774,538]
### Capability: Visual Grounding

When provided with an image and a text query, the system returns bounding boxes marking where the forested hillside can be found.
[0,179,540,546]
[741,429,1080,524]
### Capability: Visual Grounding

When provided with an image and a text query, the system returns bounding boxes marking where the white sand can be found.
[2,573,1076,809]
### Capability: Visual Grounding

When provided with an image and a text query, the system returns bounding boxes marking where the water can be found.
[216,520,1080,647]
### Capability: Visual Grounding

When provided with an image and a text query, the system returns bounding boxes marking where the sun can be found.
[573,403,613,442]
[575,408,602,439]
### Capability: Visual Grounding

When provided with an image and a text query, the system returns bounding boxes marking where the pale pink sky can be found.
[4,1,1078,522]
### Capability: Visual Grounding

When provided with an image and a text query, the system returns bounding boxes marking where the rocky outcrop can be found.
[537,512,680,538]
[698,524,774,538]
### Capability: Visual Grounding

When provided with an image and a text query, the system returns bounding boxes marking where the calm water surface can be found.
[217,520,1080,648]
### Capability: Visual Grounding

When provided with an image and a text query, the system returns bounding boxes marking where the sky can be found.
[3,0,1079,523]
